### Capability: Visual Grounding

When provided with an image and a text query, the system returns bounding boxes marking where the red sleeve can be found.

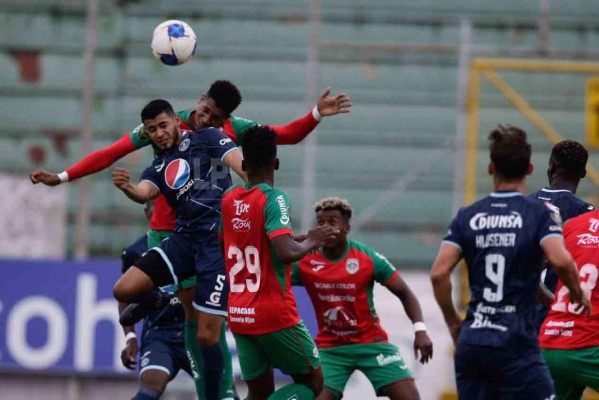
[268,110,319,145]
[66,133,137,181]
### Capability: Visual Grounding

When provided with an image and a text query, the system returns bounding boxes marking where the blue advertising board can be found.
[0,258,317,374]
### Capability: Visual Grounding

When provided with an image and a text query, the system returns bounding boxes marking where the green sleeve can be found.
[291,262,304,286]
[230,116,259,145]
[177,109,195,128]
[371,248,398,284]
[264,189,293,237]
[128,123,152,149]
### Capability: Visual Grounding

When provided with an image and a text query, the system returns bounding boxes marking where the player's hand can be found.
[112,167,132,190]
[120,338,139,370]
[570,290,592,317]
[448,320,462,345]
[29,169,60,186]
[414,331,433,364]
[316,87,352,117]
[307,225,340,248]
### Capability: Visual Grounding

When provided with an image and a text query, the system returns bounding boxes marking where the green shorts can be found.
[147,229,196,291]
[233,321,320,381]
[542,346,599,400]
[319,342,413,399]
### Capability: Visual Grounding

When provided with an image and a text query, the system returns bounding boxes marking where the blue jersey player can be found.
[430,126,590,399]
[112,99,245,400]
[530,140,594,330]
[120,229,192,400]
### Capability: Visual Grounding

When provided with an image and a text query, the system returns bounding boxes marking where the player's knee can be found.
[140,370,169,396]
[196,328,219,347]
[113,280,129,302]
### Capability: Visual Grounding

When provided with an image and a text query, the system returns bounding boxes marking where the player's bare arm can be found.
[316,87,352,117]
[222,148,248,183]
[118,300,138,370]
[542,236,591,315]
[430,243,463,344]
[30,169,60,186]
[112,167,159,204]
[386,275,433,364]
[271,225,339,264]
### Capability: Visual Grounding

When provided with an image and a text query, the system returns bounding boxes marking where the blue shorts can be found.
[139,334,191,380]
[122,234,148,273]
[455,343,554,400]
[150,231,228,317]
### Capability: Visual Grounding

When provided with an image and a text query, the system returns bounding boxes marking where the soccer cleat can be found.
[119,290,173,326]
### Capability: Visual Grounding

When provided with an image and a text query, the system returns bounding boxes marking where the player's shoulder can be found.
[229,115,259,132]
[566,209,599,230]
[176,109,195,125]
[347,240,376,257]
[223,183,245,197]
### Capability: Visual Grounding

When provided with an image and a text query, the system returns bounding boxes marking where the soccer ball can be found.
[151,20,197,66]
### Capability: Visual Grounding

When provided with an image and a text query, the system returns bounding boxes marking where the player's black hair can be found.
[550,140,588,179]
[140,99,175,122]
[488,125,531,180]
[241,126,277,169]
[207,80,242,116]
[314,197,353,221]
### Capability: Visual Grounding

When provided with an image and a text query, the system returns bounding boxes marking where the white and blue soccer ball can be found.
[151,20,197,66]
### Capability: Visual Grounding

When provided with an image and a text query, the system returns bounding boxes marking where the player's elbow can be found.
[430,266,450,288]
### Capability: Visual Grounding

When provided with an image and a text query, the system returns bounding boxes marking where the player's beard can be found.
[157,129,180,151]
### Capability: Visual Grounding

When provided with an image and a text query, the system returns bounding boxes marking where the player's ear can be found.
[274,158,280,171]
[527,163,534,176]
[241,160,247,172]
[581,168,587,179]
[345,223,351,234]
[488,162,494,176]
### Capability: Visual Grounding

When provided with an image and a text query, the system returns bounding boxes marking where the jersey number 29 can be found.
[228,245,261,293]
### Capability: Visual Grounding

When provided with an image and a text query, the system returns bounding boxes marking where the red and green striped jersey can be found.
[292,240,399,348]
[220,183,300,335]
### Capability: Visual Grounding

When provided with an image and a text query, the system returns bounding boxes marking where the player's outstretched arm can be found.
[430,243,463,344]
[271,225,339,264]
[386,276,433,364]
[542,236,591,315]
[269,87,352,145]
[29,133,137,186]
[112,167,159,204]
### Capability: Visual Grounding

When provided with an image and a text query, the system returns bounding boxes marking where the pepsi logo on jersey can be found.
[164,159,190,189]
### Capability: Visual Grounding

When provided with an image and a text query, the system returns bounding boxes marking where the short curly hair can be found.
[207,80,242,116]
[550,140,588,178]
[314,197,353,220]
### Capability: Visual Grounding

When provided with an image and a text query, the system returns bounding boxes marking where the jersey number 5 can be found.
[228,245,261,293]
[552,263,597,314]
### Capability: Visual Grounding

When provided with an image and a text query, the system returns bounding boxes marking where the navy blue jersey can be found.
[141,129,238,233]
[444,191,562,349]
[529,188,594,329]
[529,188,594,222]
[122,235,185,340]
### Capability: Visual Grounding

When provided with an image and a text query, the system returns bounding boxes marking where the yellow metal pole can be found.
[473,58,599,74]
[464,69,480,205]
[460,67,481,311]
[482,69,599,187]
